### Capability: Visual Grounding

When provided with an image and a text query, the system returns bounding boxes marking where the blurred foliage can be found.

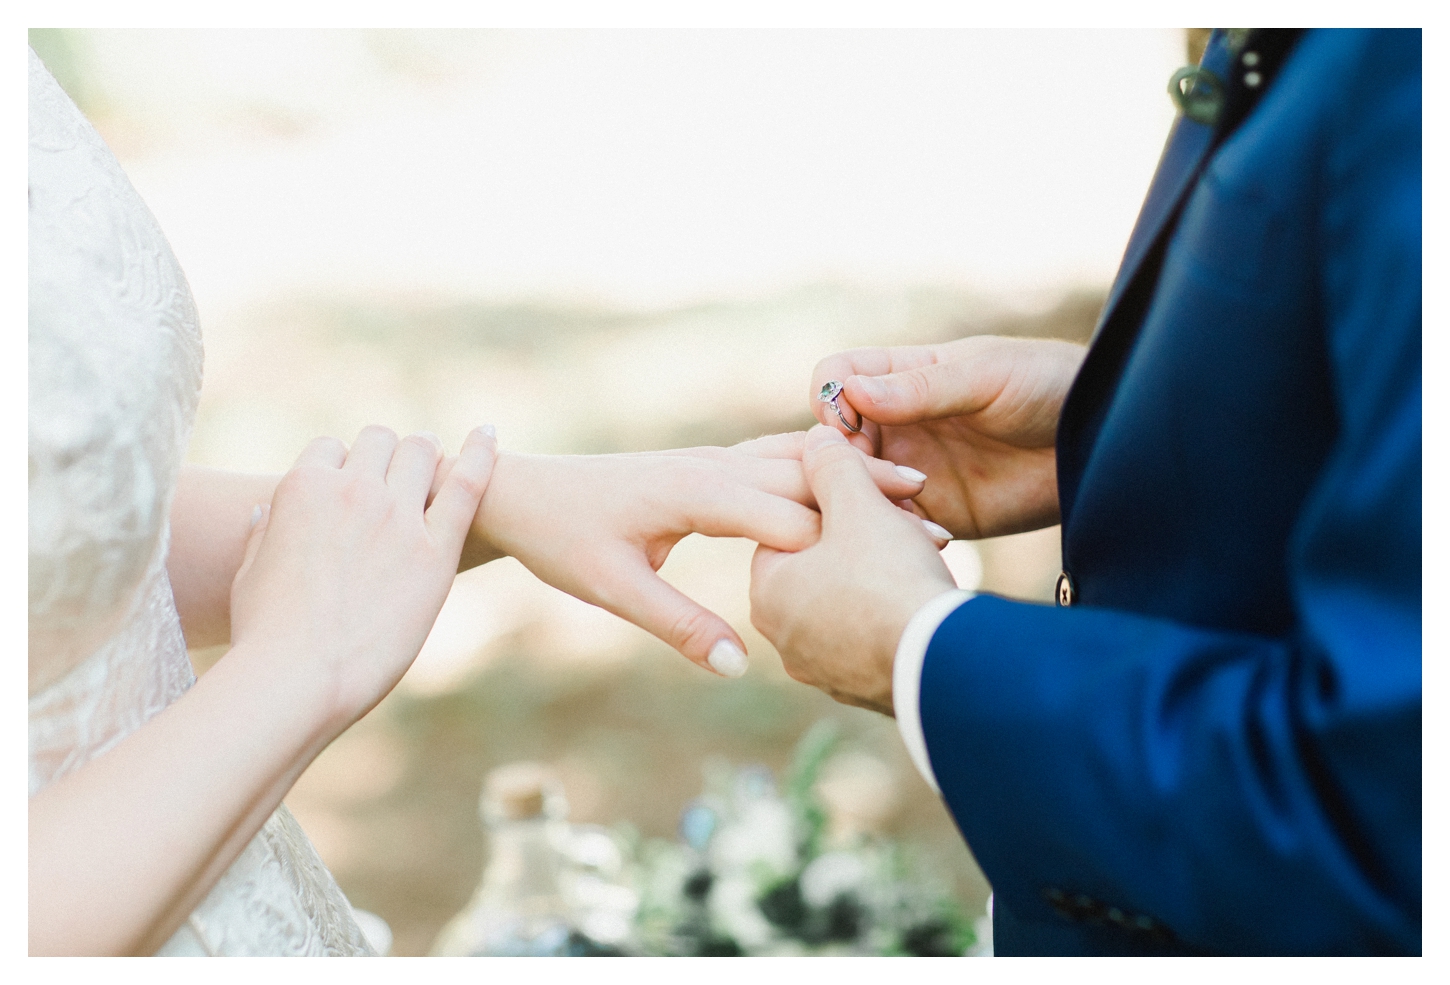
[624,728,979,955]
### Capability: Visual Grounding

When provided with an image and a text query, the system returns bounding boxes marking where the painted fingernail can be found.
[249,504,263,529]
[417,430,443,451]
[895,465,928,483]
[921,519,954,542]
[851,375,887,402]
[707,639,749,678]
[477,424,497,440]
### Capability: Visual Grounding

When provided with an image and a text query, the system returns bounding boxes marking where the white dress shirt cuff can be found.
[893,588,975,795]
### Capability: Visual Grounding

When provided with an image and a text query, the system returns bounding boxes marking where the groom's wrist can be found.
[892,588,974,793]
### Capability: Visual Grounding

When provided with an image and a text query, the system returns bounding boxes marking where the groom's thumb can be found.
[844,358,991,425]
[802,424,892,531]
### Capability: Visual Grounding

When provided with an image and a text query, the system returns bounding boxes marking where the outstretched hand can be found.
[811,335,1085,539]
[441,437,928,678]
[750,426,958,715]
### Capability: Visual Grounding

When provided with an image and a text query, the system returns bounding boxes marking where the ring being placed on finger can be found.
[817,380,863,433]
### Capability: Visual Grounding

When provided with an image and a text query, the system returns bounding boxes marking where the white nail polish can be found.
[707,640,749,678]
[249,504,263,529]
[921,519,954,542]
[895,465,928,483]
[479,424,497,439]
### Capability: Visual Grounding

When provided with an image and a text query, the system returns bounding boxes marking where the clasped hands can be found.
[231,335,1083,734]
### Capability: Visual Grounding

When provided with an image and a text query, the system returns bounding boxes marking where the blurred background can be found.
[31,28,1199,956]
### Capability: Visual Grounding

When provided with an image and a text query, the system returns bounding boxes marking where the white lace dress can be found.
[28,49,372,956]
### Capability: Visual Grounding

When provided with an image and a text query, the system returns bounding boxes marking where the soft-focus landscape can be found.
[32,28,1189,955]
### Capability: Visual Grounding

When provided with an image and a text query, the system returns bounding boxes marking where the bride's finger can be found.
[721,455,926,508]
[293,435,347,470]
[343,425,399,477]
[427,455,455,509]
[385,431,443,508]
[425,427,497,554]
[593,558,749,677]
[729,431,808,459]
[678,484,821,552]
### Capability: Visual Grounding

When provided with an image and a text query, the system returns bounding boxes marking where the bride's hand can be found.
[229,425,497,731]
[444,442,926,677]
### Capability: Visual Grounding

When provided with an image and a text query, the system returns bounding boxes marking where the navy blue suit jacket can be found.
[919,29,1421,955]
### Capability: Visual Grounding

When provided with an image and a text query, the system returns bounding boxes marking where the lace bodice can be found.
[28,48,371,956]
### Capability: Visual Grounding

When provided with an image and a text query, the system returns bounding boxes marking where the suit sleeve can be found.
[920,31,1421,955]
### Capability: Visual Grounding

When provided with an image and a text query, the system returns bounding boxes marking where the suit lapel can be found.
[1056,31,1231,525]
[1090,114,1215,345]
[1056,28,1309,530]
[1090,33,1234,344]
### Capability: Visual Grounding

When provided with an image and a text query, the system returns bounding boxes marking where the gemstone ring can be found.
[817,380,863,433]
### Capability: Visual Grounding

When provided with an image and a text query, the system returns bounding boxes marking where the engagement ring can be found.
[817,380,863,433]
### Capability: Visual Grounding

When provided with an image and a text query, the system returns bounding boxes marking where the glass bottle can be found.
[431,763,575,956]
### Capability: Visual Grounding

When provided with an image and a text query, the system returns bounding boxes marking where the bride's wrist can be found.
[212,639,355,749]
[458,451,527,571]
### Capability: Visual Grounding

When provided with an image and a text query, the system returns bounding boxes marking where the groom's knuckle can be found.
[748,603,778,641]
[747,577,768,613]
[901,368,935,406]
[780,655,811,684]
[791,511,821,546]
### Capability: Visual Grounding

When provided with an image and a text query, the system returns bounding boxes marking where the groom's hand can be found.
[750,426,957,715]
[810,335,1084,539]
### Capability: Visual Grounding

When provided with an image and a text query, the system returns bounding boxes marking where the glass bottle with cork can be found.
[431,762,575,956]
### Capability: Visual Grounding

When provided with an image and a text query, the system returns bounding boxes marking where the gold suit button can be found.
[1056,570,1075,607]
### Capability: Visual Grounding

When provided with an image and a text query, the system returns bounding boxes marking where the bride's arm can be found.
[31,427,496,955]
[30,632,345,955]
[172,435,925,670]
[168,466,281,648]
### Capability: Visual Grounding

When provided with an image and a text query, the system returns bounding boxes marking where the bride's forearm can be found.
[168,467,281,648]
[28,640,340,956]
